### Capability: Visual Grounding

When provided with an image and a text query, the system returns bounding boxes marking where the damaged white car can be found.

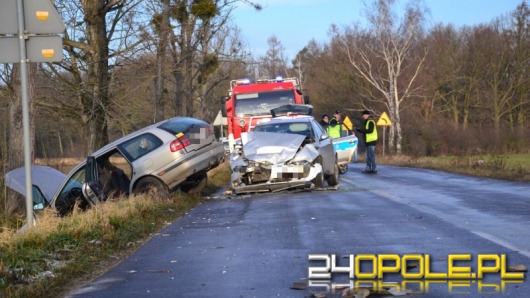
[229,106,339,194]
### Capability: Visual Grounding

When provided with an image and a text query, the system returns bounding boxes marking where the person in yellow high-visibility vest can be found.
[355,110,378,174]
[327,110,342,138]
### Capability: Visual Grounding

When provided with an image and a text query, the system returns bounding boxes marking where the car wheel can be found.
[181,173,208,194]
[134,176,170,199]
[312,160,324,188]
[327,163,339,186]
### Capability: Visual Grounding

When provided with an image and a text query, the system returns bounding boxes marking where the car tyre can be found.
[312,161,324,188]
[327,163,339,186]
[134,176,170,199]
[181,173,208,194]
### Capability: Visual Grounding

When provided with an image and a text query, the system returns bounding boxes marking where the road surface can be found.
[68,163,530,297]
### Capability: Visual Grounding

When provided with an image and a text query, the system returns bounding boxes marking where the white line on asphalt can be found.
[472,231,530,258]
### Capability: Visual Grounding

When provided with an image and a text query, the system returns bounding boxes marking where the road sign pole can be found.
[382,127,385,158]
[17,0,34,228]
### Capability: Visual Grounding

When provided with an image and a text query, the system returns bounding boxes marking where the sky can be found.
[231,0,525,60]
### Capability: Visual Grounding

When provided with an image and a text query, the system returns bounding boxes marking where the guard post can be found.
[376,112,392,158]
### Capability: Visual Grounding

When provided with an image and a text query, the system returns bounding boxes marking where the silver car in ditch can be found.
[229,105,340,194]
[5,117,225,216]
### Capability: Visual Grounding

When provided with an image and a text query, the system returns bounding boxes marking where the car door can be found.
[311,120,336,174]
[81,156,106,206]
[332,134,359,165]
[52,164,89,216]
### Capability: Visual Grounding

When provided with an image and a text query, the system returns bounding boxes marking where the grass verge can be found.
[379,153,530,182]
[0,161,230,298]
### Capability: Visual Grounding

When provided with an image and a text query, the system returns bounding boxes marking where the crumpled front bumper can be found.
[230,163,322,195]
[232,180,312,194]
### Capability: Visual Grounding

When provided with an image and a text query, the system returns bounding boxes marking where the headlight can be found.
[238,119,246,127]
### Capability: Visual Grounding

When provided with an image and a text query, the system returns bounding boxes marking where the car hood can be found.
[4,166,66,202]
[242,131,306,164]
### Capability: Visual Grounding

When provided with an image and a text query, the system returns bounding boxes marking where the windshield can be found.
[253,122,312,138]
[235,90,295,116]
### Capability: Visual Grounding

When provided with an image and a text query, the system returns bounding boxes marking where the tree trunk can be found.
[154,0,170,122]
[82,1,111,153]
[7,64,35,213]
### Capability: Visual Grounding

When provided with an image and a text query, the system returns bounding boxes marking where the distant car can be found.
[219,137,230,153]
[229,105,341,194]
[5,117,225,216]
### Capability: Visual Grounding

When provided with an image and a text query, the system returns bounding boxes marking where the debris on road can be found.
[507,264,528,272]
[290,281,307,290]
[147,269,172,273]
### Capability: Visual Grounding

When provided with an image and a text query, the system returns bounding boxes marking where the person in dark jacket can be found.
[319,114,330,131]
[355,110,378,174]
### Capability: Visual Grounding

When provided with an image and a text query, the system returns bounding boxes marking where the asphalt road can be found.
[68,163,530,298]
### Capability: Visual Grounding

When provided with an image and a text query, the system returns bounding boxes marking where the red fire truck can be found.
[221,76,309,152]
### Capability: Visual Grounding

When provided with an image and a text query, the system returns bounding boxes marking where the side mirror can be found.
[83,156,107,204]
[320,133,329,141]
[82,180,106,205]
[221,102,227,117]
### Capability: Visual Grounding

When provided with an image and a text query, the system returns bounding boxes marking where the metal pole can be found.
[382,127,386,158]
[16,0,34,228]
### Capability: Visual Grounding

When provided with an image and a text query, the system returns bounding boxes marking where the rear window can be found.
[158,117,208,135]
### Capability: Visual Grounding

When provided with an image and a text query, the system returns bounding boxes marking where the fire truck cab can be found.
[221,76,309,152]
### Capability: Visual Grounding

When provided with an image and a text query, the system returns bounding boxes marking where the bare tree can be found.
[259,35,289,78]
[507,1,530,130]
[167,1,259,117]
[151,0,172,122]
[468,22,528,134]
[335,0,427,154]
[44,0,144,153]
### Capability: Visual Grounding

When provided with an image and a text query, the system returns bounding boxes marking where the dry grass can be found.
[379,153,530,182]
[34,157,82,174]
[0,193,176,297]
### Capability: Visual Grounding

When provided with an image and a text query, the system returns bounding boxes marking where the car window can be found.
[59,166,85,197]
[53,166,89,216]
[95,152,131,198]
[158,117,208,135]
[235,90,295,116]
[120,133,162,161]
[312,120,325,140]
[254,123,290,133]
[32,185,47,210]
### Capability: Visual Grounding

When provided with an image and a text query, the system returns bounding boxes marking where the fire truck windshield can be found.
[235,90,294,116]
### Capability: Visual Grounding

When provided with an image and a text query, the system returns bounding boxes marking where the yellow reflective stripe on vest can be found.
[365,119,378,142]
[328,124,341,138]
